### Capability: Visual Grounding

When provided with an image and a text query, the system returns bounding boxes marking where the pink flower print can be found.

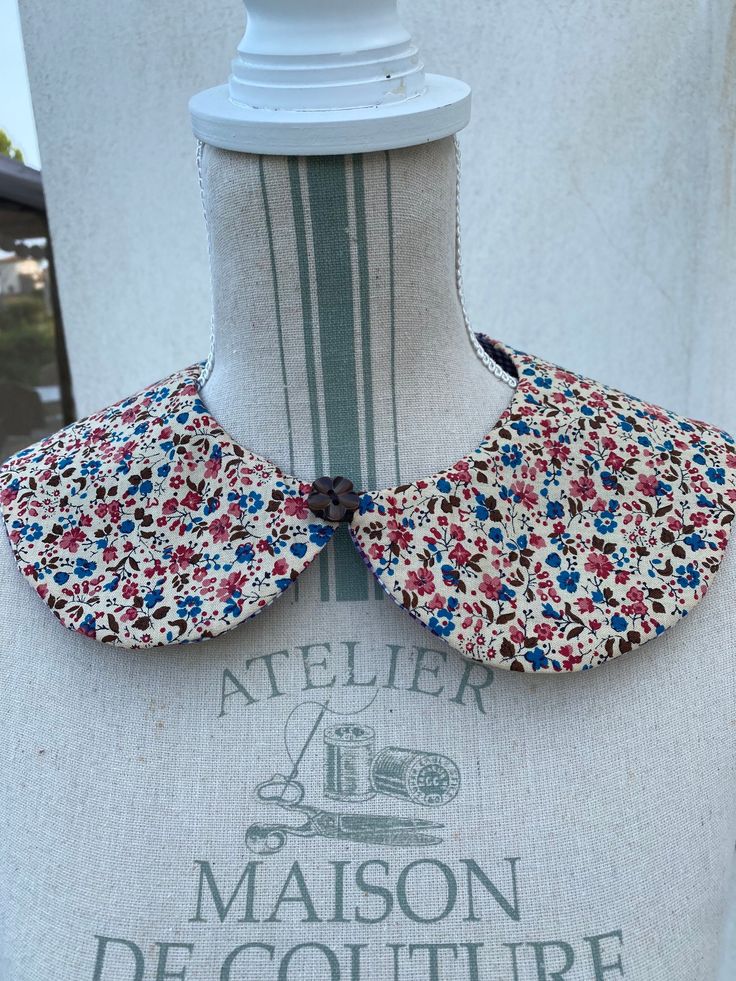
[273,558,288,577]
[406,567,435,596]
[605,452,624,472]
[510,480,538,509]
[635,473,658,496]
[181,490,202,511]
[59,527,86,553]
[536,622,554,641]
[626,586,646,611]
[449,523,465,541]
[170,545,196,573]
[387,519,411,550]
[204,456,222,479]
[428,592,446,611]
[284,496,309,519]
[451,460,471,483]
[576,596,595,613]
[569,476,596,500]
[479,573,502,600]
[0,484,18,506]
[369,543,384,560]
[122,581,138,599]
[449,543,471,566]
[584,552,614,578]
[209,515,231,543]
[216,572,248,601]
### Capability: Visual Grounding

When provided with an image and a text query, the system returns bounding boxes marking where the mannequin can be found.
[2,2,736,977]
[198,139,512,489]
[1,135,736,980]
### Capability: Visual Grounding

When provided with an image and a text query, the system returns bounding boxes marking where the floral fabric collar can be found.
[1,338,734,672]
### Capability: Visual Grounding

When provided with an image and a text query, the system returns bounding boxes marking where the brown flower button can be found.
[307,476,361,523]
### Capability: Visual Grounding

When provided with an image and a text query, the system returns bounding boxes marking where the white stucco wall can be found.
[18,0,736,429]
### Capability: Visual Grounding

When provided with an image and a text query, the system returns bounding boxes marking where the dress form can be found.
[198,137,512,488]
[1,134,736,980]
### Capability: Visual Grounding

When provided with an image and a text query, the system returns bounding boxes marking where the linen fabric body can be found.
[1,341,736,979]
[0,339,733,672]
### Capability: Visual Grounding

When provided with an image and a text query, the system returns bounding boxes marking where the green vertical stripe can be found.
[260,156,294,473]
[351,155,376,490]
[306,157,368,602]
[385,151,401,483]
[352,155,384,601]
[288,158,330,602]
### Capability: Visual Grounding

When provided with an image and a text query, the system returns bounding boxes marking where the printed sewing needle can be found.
[279,698,331,802]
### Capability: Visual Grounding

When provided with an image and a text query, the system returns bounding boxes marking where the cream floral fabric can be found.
[1,339,734,671]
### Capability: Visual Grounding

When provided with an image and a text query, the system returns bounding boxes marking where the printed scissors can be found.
[246,777,444,855]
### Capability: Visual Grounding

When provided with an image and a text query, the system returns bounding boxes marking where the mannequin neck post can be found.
[198,137,512,490]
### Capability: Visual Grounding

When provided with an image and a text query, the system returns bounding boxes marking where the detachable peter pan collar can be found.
[1,338,734,672]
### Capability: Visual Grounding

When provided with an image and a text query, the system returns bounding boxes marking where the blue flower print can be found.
[594,510,618,534]
[128,477,153,497]
[611,614,628,632]
[428,608,455,637]
[437,478,452,493]
[177,595,203,619]
[74,557,97,579]
[22,522,42,541]
[79,613,97,636]
[525,647,549,671]
[557,570,580,593]
[676,563,700,589]
[309,524,333,547]
[290,542,308,558]
[81,458,102,477]
[501,444,523,468]
[144,587,164,609]
[707,466,725,485]
[546,552,562,568]
[235,543,255,564]
[546,500,564,519]
[683,533,705,552]
[247,492,264,514]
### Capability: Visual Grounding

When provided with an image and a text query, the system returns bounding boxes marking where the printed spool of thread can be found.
[370,747,460,806]
[324,724,376,802]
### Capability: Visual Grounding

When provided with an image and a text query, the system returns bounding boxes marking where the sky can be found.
[0,0,41,169]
